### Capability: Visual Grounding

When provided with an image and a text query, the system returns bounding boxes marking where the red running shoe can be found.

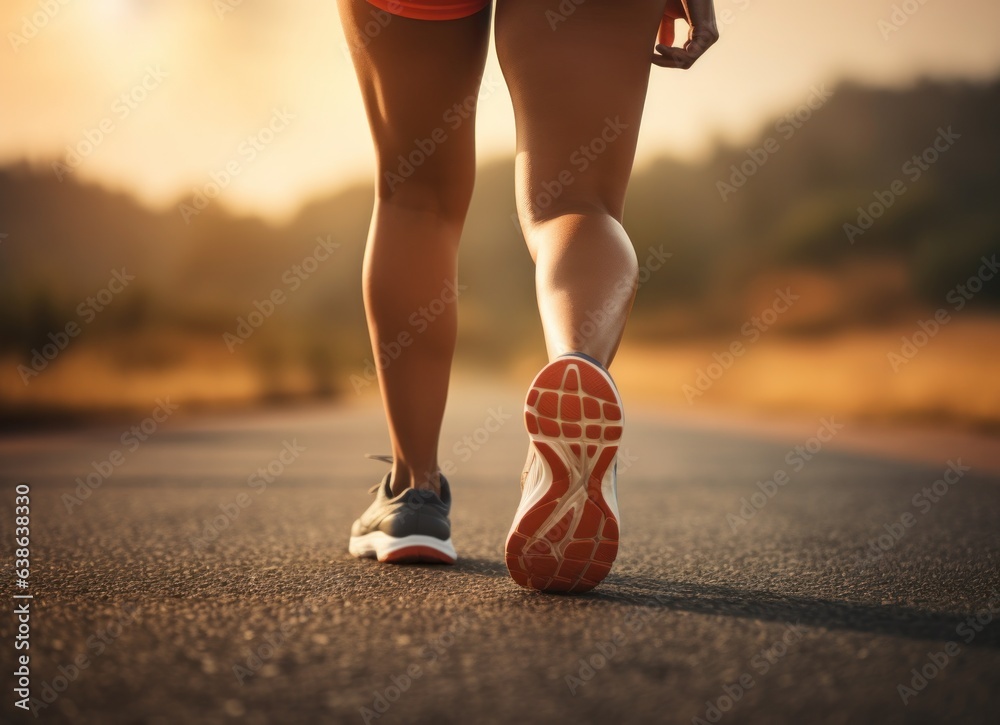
[505,353,623,593]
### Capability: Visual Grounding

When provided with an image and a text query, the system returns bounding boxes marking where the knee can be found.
[375,162,474,222]
[518,197,619,234]
[517,198,635,272]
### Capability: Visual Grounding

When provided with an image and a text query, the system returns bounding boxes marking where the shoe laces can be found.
[365,453,393,493]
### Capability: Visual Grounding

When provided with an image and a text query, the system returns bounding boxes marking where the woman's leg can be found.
[338,0,492,494]
[496,0,667,366]
[497,0,667,591]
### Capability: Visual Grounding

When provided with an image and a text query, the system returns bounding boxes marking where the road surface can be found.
[1,386,999,724]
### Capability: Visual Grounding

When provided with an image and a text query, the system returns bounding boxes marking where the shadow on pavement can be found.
[450,560,998,648]
[582,573,1000,648]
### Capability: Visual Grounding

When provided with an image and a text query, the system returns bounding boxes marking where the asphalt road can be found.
[1,386,999,725]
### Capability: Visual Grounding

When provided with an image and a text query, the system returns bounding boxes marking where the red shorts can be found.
[365,0,489,21]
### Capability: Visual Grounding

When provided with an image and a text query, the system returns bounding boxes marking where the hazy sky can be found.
[3,0,1000,221]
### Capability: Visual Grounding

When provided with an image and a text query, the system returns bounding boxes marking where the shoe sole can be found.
[505,357,622,593]
[349,532,457,565]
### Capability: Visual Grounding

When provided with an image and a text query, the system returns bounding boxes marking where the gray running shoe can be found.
[349,464,456,564]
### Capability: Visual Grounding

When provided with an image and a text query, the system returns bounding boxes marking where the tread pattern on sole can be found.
[506,358,621,593]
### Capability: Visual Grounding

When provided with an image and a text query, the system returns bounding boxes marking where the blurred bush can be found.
[1,77,998,413]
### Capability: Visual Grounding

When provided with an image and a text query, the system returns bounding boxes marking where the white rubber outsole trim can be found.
[349,532,457,564]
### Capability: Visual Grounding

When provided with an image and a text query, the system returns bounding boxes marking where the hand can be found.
[653,0,719,70]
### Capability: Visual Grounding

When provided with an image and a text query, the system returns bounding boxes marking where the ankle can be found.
[389,466,441,496]
[557,350,607,369]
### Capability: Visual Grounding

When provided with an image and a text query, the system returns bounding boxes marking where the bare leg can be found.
[338,0,492,493]
[497,0,667,592]
[496,0,667,367]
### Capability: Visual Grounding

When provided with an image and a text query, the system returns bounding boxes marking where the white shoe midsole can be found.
[349,531,457,560]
